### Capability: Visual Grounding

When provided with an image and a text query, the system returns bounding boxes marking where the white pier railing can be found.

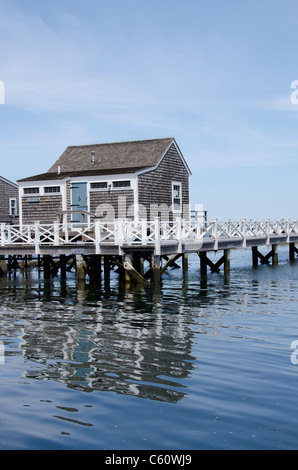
[1,218,298,255]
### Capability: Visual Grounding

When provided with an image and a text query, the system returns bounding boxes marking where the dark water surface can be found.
[0,247,298,450]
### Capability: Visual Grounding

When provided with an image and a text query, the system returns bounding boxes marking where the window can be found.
[44,186,61,194]
[172,182,182,212]
[113,180,131,188]
[24,187,39,195]
[90,182,108,190]
[9,198,17,216]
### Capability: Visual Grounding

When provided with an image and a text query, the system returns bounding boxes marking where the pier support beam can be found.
[289,243,298,261]
[198,250,230,274]
[161,254,181,274]
[123,252,149,286]
[252,245,278,267]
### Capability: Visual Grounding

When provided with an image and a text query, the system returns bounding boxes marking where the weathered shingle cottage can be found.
[0,176,19,224]
[18,138,191,226]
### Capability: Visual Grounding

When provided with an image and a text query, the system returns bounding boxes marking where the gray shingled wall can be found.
[138,144,190,221]
[22,196,63,224]
[90,190,134,222]
[0,178,19,223]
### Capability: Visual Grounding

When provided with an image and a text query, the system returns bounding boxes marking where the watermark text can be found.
[290,80,298,104]
[0,81,5,105]
[0,341,4,364]
[291,340,298,365]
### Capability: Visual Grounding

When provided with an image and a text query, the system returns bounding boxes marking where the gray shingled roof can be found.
[19,138,176,182]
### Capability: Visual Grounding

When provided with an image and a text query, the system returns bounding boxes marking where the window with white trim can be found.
[44,186,61,194]
[172,182,182,213]
[9,198,17,216]
[24,187,39,195]
[113,180,131,188]
[90,182,108,190]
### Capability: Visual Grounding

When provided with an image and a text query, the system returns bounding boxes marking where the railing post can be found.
[142,219,147,245]
[95,219,101,255]
[286,219,291,244]
[154,217,161,256]
[213,219,218,251]
[126,219,132,245]
[1,224,6,247]
[54,221,60,246]
[266,219,270,246]
[7,225,11,244]
[117,219,124,247]
[242,218,247,248]
[34,221,40,255]
[176,217,182,254]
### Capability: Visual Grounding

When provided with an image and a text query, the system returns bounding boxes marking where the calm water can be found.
[0,247,298,450]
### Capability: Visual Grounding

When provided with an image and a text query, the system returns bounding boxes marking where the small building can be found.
[0,176,19,224]
[18,138,191,226]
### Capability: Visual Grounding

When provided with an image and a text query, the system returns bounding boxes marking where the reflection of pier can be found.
[11,280,196,403]
[0,218,298,284]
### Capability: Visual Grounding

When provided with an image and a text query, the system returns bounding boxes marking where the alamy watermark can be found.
[291,340,298,365]
[0,341,4,364]
[94,199,191,223]
[290,80,298,104]
[0,81,5,105]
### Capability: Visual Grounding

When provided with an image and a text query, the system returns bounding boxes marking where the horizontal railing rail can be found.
[0,218,297,255]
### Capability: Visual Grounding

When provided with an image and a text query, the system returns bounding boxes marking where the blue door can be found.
[71,182,88,224]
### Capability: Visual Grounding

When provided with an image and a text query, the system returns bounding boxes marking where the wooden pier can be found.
[0,218,298,285]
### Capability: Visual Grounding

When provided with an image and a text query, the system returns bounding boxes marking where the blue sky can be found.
[0,0,298,220]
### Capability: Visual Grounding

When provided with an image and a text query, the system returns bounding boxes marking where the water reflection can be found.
[1,273,198,403]
[1,256,294,405]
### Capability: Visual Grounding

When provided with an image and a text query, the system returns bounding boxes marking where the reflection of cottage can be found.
[0,176,19,224]
[18,138,191,226]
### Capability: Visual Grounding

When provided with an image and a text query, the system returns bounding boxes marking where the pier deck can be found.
[0,218,298,283]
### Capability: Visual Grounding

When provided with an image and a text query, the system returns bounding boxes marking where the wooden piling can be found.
[224,249,231,274]
[76,255,87,281]
[43,255,52,279]
[252,247,259,267]
[0,256,7,277]
[289,243,298,261]
[272,244,278,266]
[151,254,161,285]
[60,255,67,279]
[182,253,188,273]
[104,256,111,285]
[88,255,102,282]
[199,252,207,276]
[123,252,133,284]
